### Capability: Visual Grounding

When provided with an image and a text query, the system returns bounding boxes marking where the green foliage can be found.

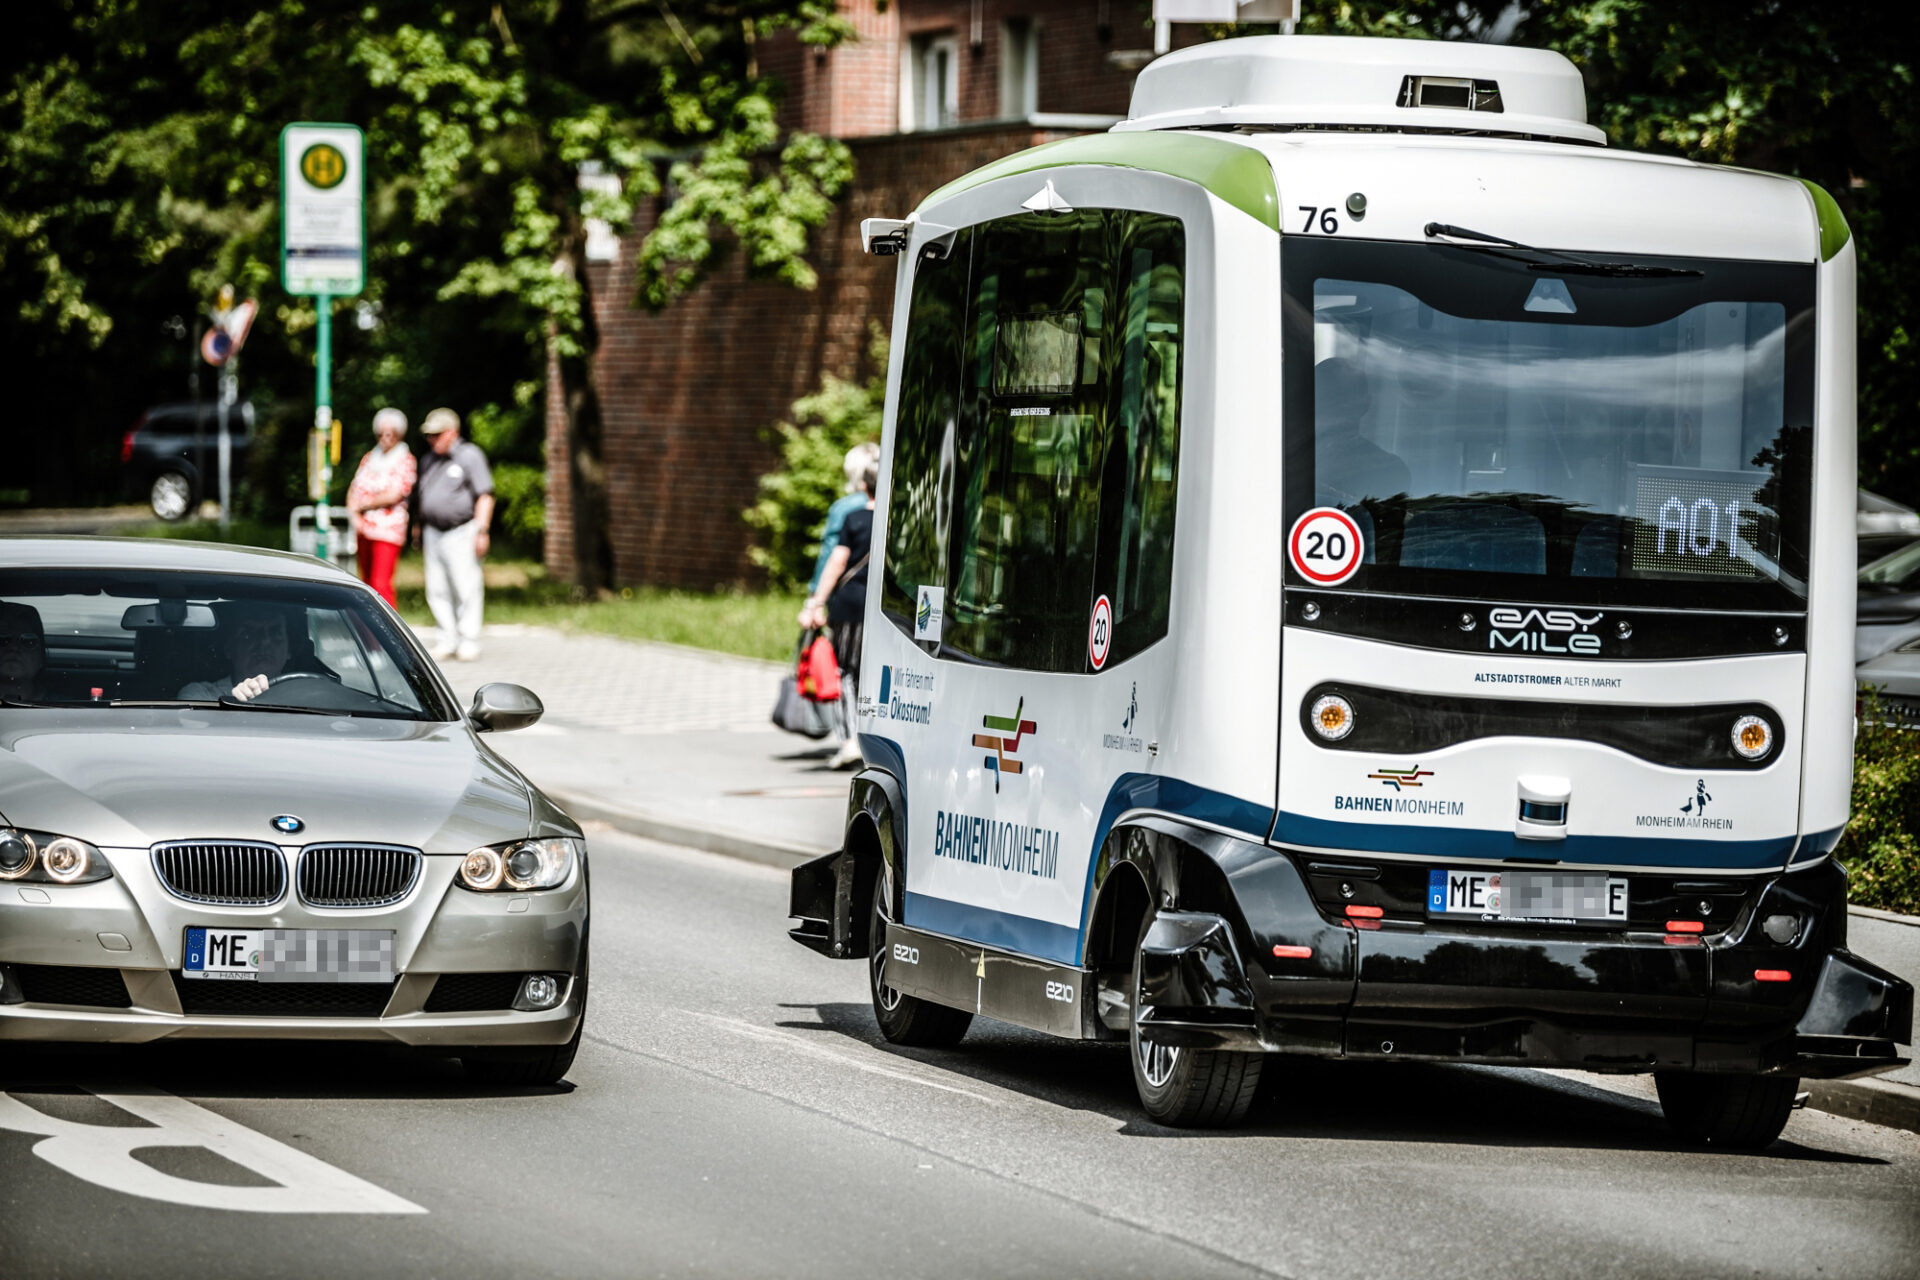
[1839,692,1920,915]
[490,462,547,553]
[743,330,885,591]
[3,1,857,520]
[392,558,802,662]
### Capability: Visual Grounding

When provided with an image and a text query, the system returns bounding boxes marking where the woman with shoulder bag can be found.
[797,458,876,769]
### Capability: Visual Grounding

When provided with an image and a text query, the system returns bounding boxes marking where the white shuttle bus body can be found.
[788,35,1912,1145]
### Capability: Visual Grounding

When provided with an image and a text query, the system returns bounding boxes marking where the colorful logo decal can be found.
[1368,765,1433,791]
[271,814,304,834]
[915,585,945,642]
[973,698,1037,792]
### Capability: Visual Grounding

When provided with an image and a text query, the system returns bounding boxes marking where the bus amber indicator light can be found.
[1309,693,1355,741]
[1754,970,1792,983]
[1731,714,1773,760]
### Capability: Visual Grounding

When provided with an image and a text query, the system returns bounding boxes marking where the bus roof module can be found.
[787,34,1910,1148]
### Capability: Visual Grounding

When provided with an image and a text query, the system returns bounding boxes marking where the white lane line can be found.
[0,1088,425,1214]
[678,1010,1002,1106]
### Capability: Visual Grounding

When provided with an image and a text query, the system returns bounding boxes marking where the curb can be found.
[552,783,1920,1133]
[547,786,824,871]
[1803,1076,1920,1135]
[1850,903,1920,929]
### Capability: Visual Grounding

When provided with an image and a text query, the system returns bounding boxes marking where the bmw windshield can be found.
[0,569,455,720]
[1281,238,1816,613]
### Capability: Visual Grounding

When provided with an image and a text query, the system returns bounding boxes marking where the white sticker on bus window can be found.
[915,585,945,642]
[1288,507,1365,586]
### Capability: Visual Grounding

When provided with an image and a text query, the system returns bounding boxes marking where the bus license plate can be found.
[1428,870,1627,922]
[182,928,394,982]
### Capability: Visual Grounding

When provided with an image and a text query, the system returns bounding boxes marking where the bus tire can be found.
[1129,916,1263,1127]
[869,876,971,1047]
[1654,1071,1798,1149]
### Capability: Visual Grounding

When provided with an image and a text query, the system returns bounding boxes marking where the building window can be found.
[903,33,960,132]
[881,211,1187,673]
[1000,18,1039,119]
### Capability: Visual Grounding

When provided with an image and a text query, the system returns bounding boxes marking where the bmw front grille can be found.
[297,844,422,908]
[151,841,288,906]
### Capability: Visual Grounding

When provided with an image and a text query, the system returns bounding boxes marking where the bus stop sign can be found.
[280,123,364,297]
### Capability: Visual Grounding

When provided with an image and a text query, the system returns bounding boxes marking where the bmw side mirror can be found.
[468,682,544,733]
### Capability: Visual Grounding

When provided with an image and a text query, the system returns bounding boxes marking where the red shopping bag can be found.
[797,632,841,702]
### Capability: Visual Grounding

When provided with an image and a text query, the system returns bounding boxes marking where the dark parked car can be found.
[121,401,255,520]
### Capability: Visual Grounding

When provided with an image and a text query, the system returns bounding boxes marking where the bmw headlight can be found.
[0,828,113,885]
[457,837,578,892]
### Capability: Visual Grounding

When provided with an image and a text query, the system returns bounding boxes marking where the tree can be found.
[1,1,854,586]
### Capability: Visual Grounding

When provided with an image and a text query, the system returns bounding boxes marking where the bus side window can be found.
[1093,219,1184,667]
[932,209,1184,673]
[881,231,972,643]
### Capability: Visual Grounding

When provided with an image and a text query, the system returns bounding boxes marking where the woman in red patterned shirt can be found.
[345,407,418,606]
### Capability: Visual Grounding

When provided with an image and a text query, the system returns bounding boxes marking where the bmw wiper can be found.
[215,697,344,717]
[1424,222,1702,278]
[108,699,222,708]
[1,697,46,708]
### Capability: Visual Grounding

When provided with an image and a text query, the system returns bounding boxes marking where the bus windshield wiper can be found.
[1424,222,1702,278]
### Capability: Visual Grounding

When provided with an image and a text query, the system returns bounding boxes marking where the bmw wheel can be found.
[1128,914,1263,1127]
[869,874,971,1047]
[150,471,193,521]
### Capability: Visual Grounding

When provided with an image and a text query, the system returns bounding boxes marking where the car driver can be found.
[178,603,294,702]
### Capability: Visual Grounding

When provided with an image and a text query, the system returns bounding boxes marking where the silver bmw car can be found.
[0,537,586,1084]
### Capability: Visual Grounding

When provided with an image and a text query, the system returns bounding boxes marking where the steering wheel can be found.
[266,671,330,686]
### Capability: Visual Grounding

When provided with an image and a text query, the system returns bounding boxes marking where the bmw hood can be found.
[0,710,532,852]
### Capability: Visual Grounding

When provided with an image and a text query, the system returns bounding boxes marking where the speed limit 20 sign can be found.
[1287,507,1365,585]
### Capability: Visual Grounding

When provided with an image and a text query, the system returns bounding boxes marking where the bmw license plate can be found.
[181,928,394,982]
[1428,870,1627,923]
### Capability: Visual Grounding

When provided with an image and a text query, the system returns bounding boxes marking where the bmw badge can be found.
[271,815,304,835]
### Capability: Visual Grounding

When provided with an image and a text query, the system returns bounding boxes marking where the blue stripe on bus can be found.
[1269,809,1801,869]
[902,892,1082,964]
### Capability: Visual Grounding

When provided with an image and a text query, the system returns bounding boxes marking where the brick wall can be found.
[544,123,1095,588]
[543,0,1194,587]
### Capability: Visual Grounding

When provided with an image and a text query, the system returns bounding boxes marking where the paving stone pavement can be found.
[427,624,780,734]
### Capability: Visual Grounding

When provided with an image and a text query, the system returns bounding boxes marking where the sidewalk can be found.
[438,622,1920,1134]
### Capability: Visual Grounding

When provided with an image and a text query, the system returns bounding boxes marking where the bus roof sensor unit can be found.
[1116,35,1606,144]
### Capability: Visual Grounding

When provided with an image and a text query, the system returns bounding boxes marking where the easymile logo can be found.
[1044,980,1074,1004]
[1488,607,1604,656]
[892,943,919,964]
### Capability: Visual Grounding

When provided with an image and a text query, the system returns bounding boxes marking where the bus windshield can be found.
[1281,239,1816,611]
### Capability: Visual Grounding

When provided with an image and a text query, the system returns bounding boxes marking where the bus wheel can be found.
[1654,1071,1798,1149]
[869,876,971,1047]
[1129,917,1263,1127]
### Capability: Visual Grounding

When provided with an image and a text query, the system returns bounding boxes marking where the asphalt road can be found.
[4,827,1918,1279]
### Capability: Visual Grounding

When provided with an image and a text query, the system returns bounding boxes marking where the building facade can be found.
[543,2,1184,587]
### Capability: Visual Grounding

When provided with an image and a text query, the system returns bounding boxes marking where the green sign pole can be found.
[280,121,363,565]
[314,294,334,561]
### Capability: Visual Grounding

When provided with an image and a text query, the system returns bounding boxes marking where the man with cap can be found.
[415,406,494,661]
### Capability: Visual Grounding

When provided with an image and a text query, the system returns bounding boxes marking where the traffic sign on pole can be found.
[280,124,365,297]
[281,122,363,563]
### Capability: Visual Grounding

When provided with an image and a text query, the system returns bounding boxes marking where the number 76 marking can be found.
[1297,206,1340,234]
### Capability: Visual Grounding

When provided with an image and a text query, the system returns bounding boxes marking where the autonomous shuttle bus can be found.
[788,35,1912,1144]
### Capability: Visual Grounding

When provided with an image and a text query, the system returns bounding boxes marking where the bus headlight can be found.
[1309,694,1356,742]
[1731,715,1773,761]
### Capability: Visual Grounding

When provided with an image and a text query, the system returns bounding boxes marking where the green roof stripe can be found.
[920,132,1281,232]
[1799,179,1851,262]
